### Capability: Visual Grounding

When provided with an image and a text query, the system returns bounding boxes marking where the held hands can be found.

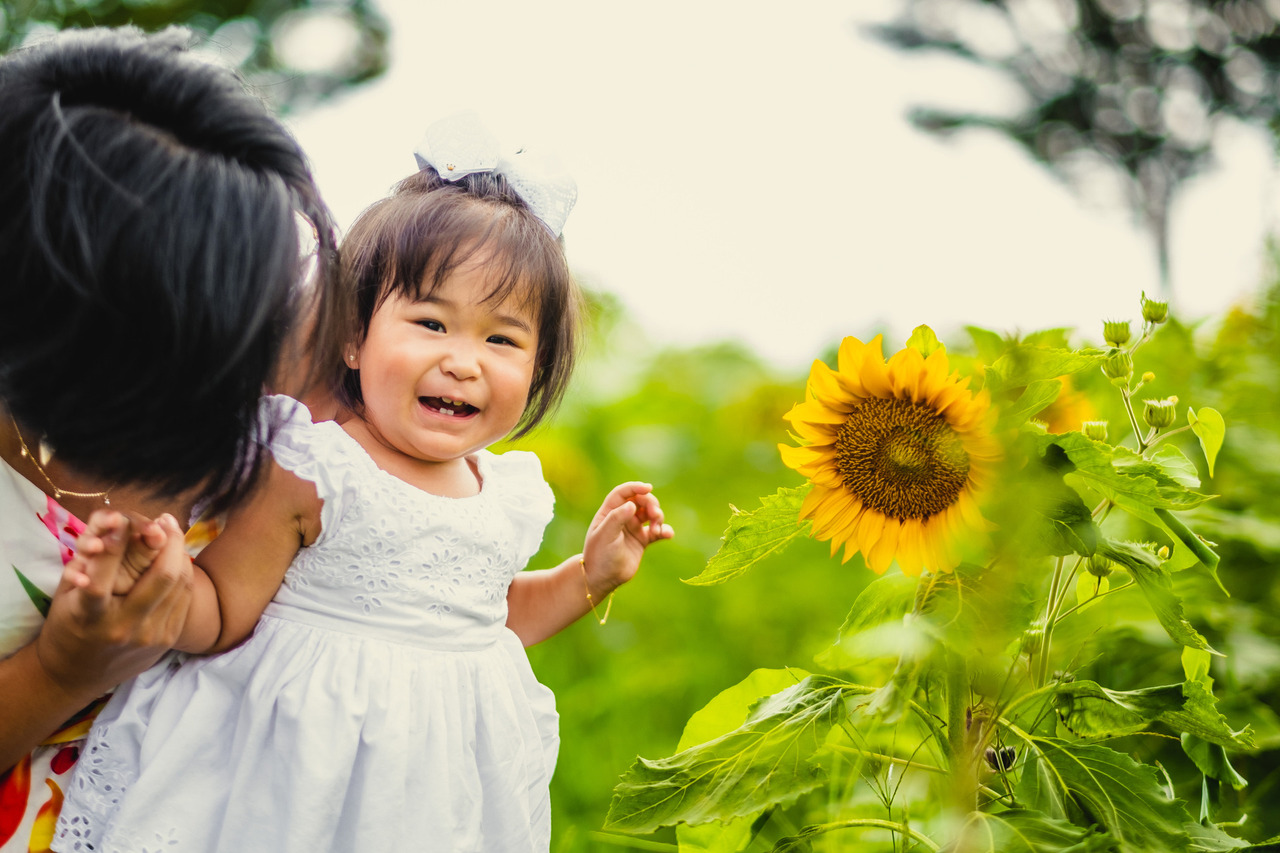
[581,482,674,602]
[35,510,193,697]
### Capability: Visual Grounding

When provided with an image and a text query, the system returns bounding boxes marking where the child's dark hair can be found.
[333,165,581,438]
[0,27,340,511]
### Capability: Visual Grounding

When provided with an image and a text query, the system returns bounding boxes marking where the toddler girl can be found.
[52,115,673,853]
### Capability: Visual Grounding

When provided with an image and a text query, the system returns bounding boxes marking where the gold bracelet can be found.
[580,555,612,625]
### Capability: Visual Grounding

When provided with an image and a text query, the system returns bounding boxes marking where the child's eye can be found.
[417,319,445,332]
[487,335,516,347]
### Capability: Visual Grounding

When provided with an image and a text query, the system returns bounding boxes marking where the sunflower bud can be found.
[1086,554,1114,578]
[1141,371,1155,383]
[1082,421,1109,442]
[1158,545,1170,560]
[1103,320,1132,347]
[1102,349,1133,385]
[1141,293,1169,324]
[1144,398,1177,430]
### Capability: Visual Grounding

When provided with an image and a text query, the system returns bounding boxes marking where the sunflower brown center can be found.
[834,397,970,521]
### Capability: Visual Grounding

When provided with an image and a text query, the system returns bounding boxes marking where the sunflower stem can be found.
[945,654,976,813]
[1121,389,1147,452]
[1054,579,1134,623]
[1145,424,1193,453]
[1035,556,1067,688]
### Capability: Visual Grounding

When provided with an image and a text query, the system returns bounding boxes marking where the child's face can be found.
[349,259,538,465]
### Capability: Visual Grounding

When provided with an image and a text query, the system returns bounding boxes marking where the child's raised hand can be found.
[582,482,674,597]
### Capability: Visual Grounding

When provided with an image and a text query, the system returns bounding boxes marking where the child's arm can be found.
[183,460,323,653]
[65,462,321,654]
[505,482,673,647]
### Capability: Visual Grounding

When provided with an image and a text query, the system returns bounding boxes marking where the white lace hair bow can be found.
[413,112,578,237]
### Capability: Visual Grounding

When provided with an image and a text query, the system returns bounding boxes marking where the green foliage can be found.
[685,486,812,586]
[2,0,389,112]
[583,289,1280,852]
[1015,740,1195,852]
[1190,408,1227,479]
[605,675,864,834]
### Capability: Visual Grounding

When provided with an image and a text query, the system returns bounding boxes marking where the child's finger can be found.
[119,518,166,583]
[602,481,652,510]
[76,510,129,598]
[120,515,191,621]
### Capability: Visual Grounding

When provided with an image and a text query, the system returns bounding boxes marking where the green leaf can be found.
[1188,407,1226,478]
[1097,539,1219,653]
[966,325,1007,364]
[815,573,918,670]
[1177,646,1251,789]
[685,486,812,586]
[1183,822,1251,851]
[957,809,1118,853]
[1150,445,1202,490]
[1032,481,1100,557]
[674,669,808,853]
[1014,739,1195,852]
[1004,379,1064,427]
[1182,734,1249,790]
[1154,508,1225,595]
[13,566,52,619]
[605,676,868,834]
[1042,433,1212,526]
[986,345,1106,393]
[906,324,945,356]
[1052,680,1253,750]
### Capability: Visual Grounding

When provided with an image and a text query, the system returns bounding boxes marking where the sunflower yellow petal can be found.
[866,518,902,573]
[799,485,835,528]
[778,443,825,471]
[836,336,868,375]
[811,488,862,536]
[887,346,925,400]
[854,508,886,553]
[857,336,893,398]
[785,399,849,426]
[895,518,925,577]
[807,361,858,411]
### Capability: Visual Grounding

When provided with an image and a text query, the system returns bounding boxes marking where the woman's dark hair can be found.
[0,27,340,510]
[333,166,580,438]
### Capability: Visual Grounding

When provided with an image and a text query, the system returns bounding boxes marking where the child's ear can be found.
[344,344,360,370]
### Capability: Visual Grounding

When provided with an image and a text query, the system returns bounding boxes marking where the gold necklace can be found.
[9,415,112,504]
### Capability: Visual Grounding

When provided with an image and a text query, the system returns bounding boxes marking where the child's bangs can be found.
[394,196,564,322]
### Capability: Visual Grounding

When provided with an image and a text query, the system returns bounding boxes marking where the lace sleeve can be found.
[489,450,555,566]
[258,396,358,547]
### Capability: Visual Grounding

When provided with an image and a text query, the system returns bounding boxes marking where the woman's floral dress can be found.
[0,459,217,852]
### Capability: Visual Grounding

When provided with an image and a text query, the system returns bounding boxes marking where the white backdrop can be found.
[286,0,1280,368]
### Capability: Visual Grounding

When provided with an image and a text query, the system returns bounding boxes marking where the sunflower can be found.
[779,335,999,576]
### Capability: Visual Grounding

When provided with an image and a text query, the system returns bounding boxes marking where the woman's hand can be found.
[35,510,193,698]
[581,482,675,599]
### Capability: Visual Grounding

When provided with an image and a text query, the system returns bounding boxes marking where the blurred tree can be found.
[871,0,1280,295]
[0,0,388,111]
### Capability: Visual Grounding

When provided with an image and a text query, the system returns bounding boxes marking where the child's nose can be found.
[440,345,481,380]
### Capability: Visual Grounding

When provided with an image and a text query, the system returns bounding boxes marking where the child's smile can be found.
[422,396,479,418]
[345,259,537,486]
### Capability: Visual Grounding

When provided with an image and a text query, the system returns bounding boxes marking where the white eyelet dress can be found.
[53,396,560,853]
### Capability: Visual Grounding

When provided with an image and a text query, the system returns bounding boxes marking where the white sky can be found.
[285,0,1280,369]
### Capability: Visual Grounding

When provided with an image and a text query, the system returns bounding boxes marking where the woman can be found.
[0,27,340,848]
